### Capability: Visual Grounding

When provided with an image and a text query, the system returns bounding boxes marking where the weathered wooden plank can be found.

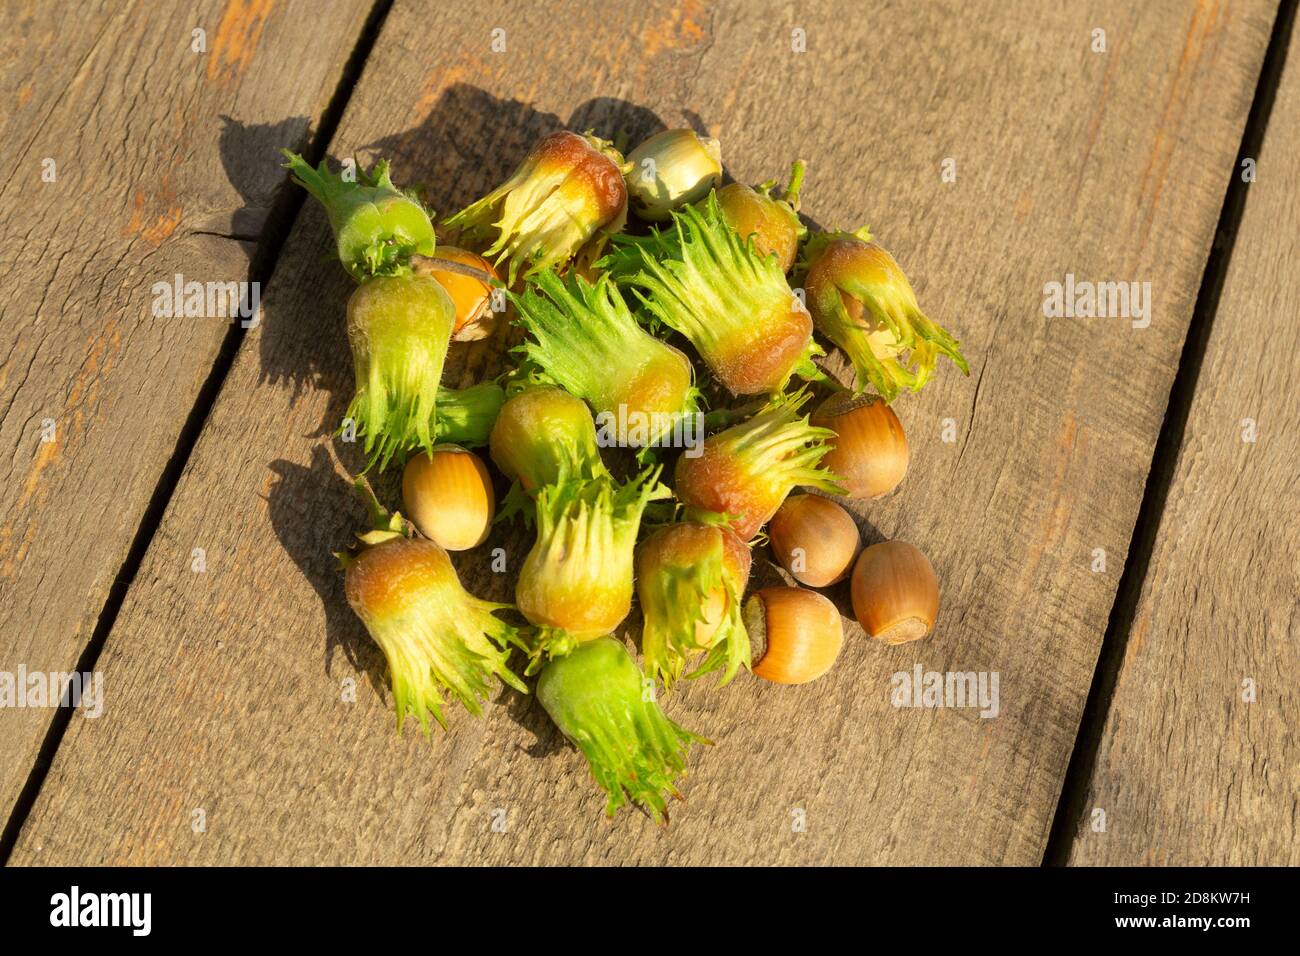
[1066,13,1299,867]
[8,0,1277,864]
[0,0,377,827]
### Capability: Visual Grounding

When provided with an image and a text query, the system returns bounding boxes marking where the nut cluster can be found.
[287,124,966,822]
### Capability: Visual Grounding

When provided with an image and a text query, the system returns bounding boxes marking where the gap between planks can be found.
[0,0,398,866]
[1042,0,1300,867]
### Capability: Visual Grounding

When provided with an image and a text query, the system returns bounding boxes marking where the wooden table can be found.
[1,0,1295,866]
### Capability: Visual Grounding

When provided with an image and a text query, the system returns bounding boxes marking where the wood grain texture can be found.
[0,0,377,826]
[1067,15,1299,866]
[7,0,1277,864]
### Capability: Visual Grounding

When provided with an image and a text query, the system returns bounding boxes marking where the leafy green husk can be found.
[443,131,628,284]
[725,159,809,248]
[712,390,843,493]
[677,390,846,537]
[337,480,526,734]
[373,578,527,733]
[798,231,968,401]
[510,269,701,447]
[434,381,505,449]
[537,637,707,822]
[598,191,807,393]
[637,524,750,690]
[518,468,669,669]
[489,385,610,526]
[343,274,455,472]
[684,576,749,686]
[281,150,435,281]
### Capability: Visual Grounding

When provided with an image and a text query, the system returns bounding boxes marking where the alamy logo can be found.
[891,664,999,718]
[0,667,102,718]
[594,407,705,457]
[50,886,151,936]
[151,273,260,327]
[1042,273,1151,329]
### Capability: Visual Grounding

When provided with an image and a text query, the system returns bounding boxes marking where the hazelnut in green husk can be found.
[636,521,752,690]
[600,191,815,396]
[511,268,699,449]
[625,129,723,221]
[716,160,807,273]
[344,273,455,471]
[338,483,525,734]
[674,390,843,541]
[800,231,969,401]
[516,468,668,665]
[443,130,629,283]
[488,385,609,526]
[282,151,435,281]
[537,636,707,823]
